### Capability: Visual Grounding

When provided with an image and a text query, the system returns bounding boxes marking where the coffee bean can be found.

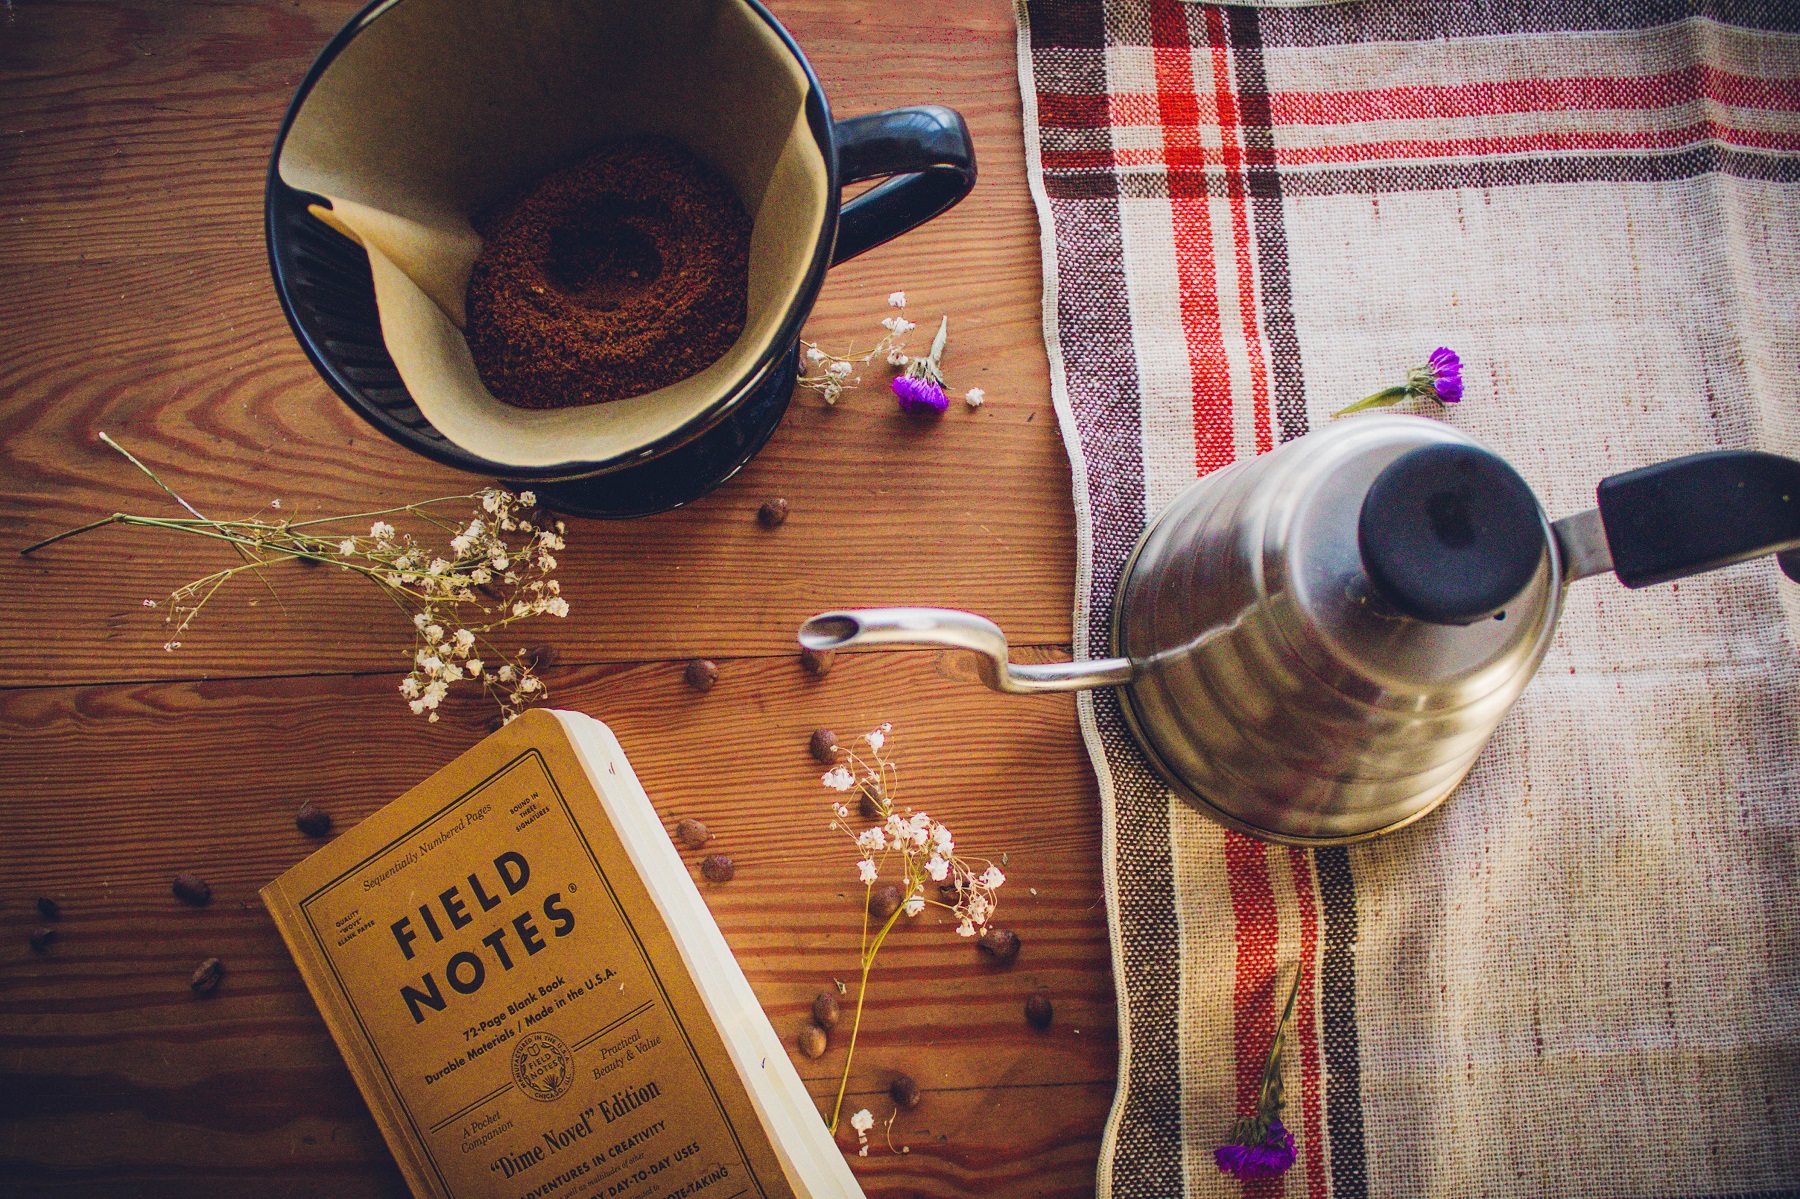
[889,1074,921,1110]
[800,648,834,677]
[757,498,789,528]
[812,991,841,1031]
[868,883,902,922]
[675,818,711,849]
[35,897,59,921]
[796,1025,827,1059]
[29,926,56,953]
[1025,993,1054,1030]
[809,729,838,763]
[976,927,1020,966]
[173,874,212,906]
[527,645,559,671]
[858,783,884,821]
[296,803,332,838]
[190,957,224,996]
[700,854,736,883]
[684,659,719,692]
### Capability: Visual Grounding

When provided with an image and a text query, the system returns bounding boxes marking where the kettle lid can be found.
[1357,444,1545,625]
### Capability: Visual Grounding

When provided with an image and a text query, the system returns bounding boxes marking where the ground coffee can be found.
[465,137,750,409]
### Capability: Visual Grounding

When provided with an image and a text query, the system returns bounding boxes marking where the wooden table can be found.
[0,1,1116,1195]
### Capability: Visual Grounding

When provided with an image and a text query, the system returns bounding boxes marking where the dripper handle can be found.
[797,608,1135,694]
[1590,450,1800,587]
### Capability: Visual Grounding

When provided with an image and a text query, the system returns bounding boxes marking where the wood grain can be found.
[0,652,1115,1196]
[0,0,1118,1194]
[0,0,1073,686]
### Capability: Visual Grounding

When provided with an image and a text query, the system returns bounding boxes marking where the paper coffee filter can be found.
[278,0,828,470]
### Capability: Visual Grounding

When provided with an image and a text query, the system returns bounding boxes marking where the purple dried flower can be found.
[1426,346,1463,404]
[1214,1120,1296,1181]
[1214,968,1304,1182]
[892,374,948,416]
[1332,345,1466,417]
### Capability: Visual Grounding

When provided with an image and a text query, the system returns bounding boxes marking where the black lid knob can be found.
[1357,443,1545,625]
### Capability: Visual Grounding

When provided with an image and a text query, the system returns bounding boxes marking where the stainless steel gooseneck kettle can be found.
[799,415,1800,845]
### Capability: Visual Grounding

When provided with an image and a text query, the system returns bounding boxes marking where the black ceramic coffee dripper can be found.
[266,0,974,518]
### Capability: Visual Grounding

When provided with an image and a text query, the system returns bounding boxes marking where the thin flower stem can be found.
[828,892,907,1135]
[281,499,482,530]
[1332,384,1412,417]
[19,513,128,555]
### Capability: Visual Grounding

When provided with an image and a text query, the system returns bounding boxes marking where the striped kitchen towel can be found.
[1014,2,1800,1196]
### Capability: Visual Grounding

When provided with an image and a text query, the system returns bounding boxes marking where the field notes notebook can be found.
[262,709,861,1199]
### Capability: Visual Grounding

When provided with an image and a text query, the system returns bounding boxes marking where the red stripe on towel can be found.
[1149,0,1235,475]
[1225,830,1281,1198]
[1289,846,1329,1199]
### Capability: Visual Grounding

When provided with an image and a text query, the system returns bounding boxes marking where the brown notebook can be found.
[262,709,860,1199]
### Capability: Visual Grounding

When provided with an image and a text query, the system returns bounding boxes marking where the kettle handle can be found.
[1586,450,1800,588]
[797,608,1135,694]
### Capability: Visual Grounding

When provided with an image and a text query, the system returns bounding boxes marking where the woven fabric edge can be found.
[1010,6,1139,1197]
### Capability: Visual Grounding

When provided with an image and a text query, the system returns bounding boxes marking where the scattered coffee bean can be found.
[812,990,841,1031]
[487,714,509,734]
[868,883,902,922]
[1025,993,1054,1030]
[700,854,736,883]
[976,926,1021,965]
[858,783,884,822]
[796,1024,828,1059]
[809,729,839,763]
[757,498,789,528]
[190,957,224,996]
[29,926,56,953]
[684,659,719,692]
[35,897,60,921]
[295,803,332,838]
[675,818,711,849]
[527,645,560,670]
[172,874,212,906]
[800,647,834,677]
[889,1074,921,1110]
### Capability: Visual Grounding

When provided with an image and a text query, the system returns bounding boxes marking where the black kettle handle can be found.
[830,105,976,266]
[1597,450,1800,587]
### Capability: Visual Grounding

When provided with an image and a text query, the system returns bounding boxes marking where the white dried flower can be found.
[519,490,536,506]
[887,292,906,308]
[465,658,483,676]
[965,388,986,408]
[903,894,925,917]
[370,521,395,539]
[398,677,421,698]
[823,766,855,791]
[851,1109,875,1133]
[858,858,878,883]
[338,538,357,555]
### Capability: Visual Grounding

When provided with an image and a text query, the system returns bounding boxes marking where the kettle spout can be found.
[797,608,1136,695]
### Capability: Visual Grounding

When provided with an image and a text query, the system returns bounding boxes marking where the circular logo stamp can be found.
[510,1030,574,1103]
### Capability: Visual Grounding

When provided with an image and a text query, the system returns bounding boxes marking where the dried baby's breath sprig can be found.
[819,724,1007,1137]
[797,291,917,405]
[22,433,571,725]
